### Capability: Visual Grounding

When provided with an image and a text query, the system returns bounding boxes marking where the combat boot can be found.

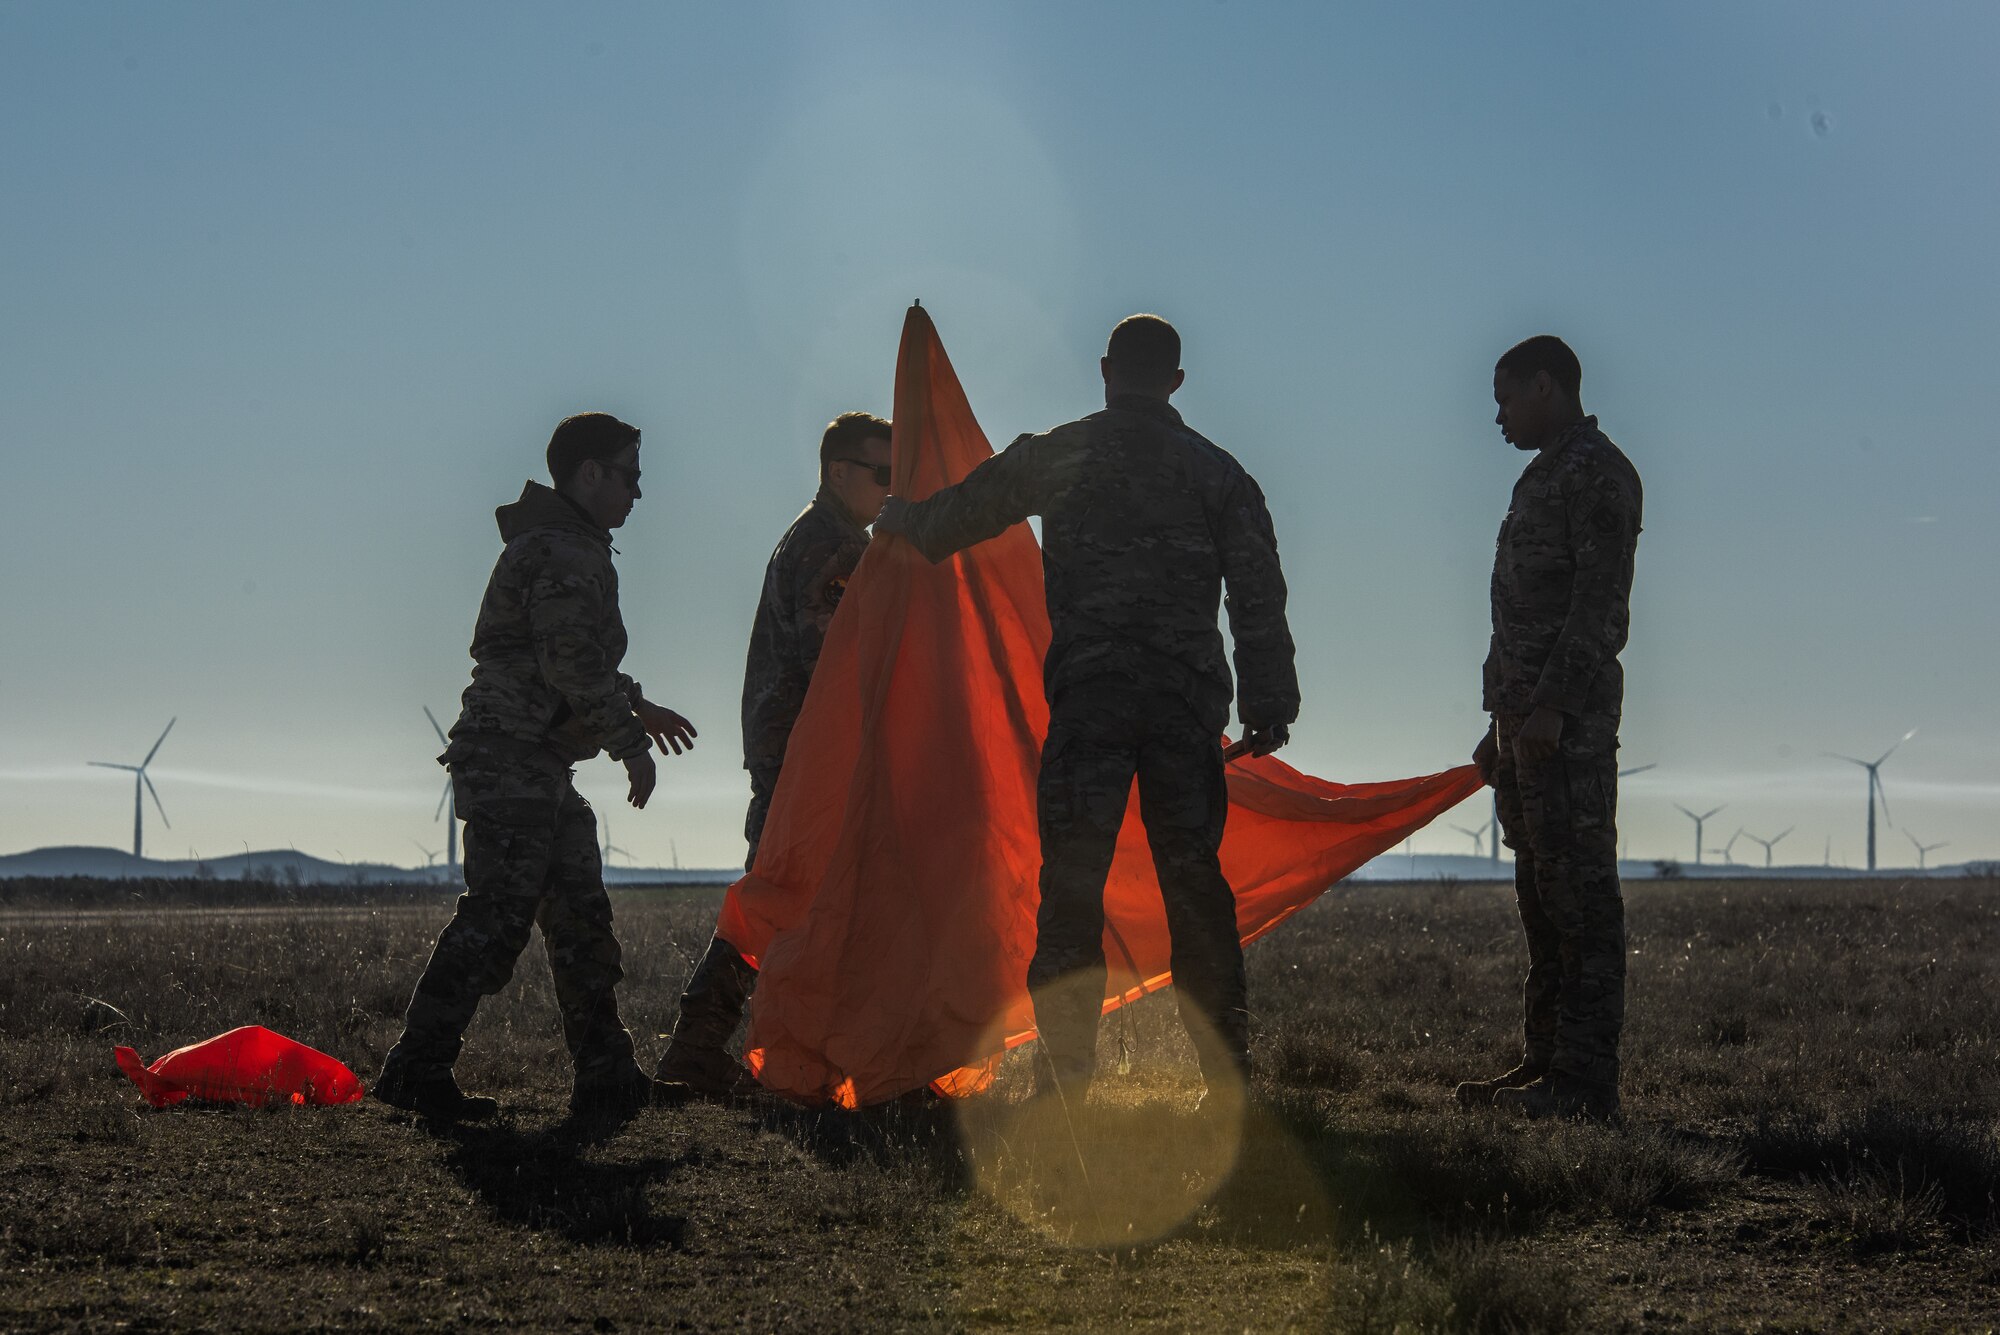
[1453,1061,1548,1110]
[570,1060,674,1115]
[372,1064,499,1122]
[1491,1076,1621,1124]
[654,1041,762,1103]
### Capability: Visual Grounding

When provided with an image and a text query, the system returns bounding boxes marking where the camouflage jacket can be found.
[741,488,871,778]
[1483,416,1644,718]
[449,481,649,764]
[896,394,1299,737]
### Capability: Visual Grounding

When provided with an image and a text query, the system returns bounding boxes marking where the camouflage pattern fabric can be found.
[1029,683,1249,1094]
[1482,417,1643,719]
[896,394,1299,738]
[451,481,649,764]
[741,490,870,801]
[742,762,782,872]
[384,737,637,1082]
[1490,710,1624,1094]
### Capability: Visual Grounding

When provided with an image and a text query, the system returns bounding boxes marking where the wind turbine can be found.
[424,707,458,873]
[1905,830,1948,871]
[601,813,632,868]
[1614,763,1654,861]
[1826,728,1915,872]
[1744,826,1794,868]
[1716,828,1745,866]
[1675,804,1724,866]
[411,841,441,869]
[89,719,176,859]
[1451,819,1493,858]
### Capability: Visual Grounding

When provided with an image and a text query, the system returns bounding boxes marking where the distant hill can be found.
[2,845,1979,887]
[0,846,737,887]
[1347,850,1982,881]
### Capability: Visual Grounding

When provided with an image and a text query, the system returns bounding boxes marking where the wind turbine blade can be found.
[1824,752,1868,767]
[1874,772,1893,827]
[424,706,450,746]
[1702,806,1725,821]
[1617,763,1656,777]
[143,774,170,829]
[1874,727,1918,767]
[142,718,177,768]
[1675,804,1696,820]
[1774,827,1794,843]
[435,777,452,822]
[89,762,141,772]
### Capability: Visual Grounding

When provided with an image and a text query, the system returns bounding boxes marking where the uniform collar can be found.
[495,480,613,546]
[812,484,870,538]
[1106,392,1184,426]
[1540,415,1598,462]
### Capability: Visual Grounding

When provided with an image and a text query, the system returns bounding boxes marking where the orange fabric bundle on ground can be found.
[115,1025,365,1108]
[719,306,1481,1107]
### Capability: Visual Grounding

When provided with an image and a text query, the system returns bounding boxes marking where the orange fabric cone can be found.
[719,306,1481,1107]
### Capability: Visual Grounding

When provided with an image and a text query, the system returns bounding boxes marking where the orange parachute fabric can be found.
[718,306,1482,1108]
[115,1025,365,1109]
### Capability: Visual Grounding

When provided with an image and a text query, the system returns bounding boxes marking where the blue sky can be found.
[3,2,1995,871]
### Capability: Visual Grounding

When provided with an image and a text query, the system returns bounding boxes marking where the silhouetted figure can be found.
[376,413,697,1121]
[876,315,1298,1104]
[1459,336,1643,1124]
[657,412,892,1101]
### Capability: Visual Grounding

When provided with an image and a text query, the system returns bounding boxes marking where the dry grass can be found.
[2,874,1997,1331]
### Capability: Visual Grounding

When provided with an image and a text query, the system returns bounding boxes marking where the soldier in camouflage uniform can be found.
[654,412,892,1099]
[1455,336,1643,1124]
[376,412,698,1121]
[876,316,1299,1103]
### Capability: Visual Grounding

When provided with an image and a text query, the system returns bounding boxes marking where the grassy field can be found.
[3,874,1997,1332]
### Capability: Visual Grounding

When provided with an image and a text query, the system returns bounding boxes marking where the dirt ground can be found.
[2,876,1997,1332]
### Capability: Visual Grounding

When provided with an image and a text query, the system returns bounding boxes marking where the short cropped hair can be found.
[547,412,641,489]
[818,411,892,482]
[1495,335,1582,397]
[1105,314,1181,383]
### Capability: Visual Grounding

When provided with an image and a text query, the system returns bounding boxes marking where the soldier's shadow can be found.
[436,1113,693,1248]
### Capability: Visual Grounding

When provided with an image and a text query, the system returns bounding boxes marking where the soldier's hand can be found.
[1473,725,1499,784]
[1512,706,1565,767]
[624,748,657,810]
[636,700,698,756]
[1225,723,1289,761]
[873,496,911,534]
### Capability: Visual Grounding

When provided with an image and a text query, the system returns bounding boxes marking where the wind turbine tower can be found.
[1906,831,1948,871]
[1827,729,1915,872]
[1744,826,1794,868]
[89,718,176,859]
[1675,804,1724,866]
[424,707,458,873]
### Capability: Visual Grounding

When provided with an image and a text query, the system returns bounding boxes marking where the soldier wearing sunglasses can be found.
[656,410,892,1099]
[377,412,698,1121]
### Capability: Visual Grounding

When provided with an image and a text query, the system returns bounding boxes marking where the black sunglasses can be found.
[838,458,893,486]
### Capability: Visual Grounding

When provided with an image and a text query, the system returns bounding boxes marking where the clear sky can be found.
[3,2,1995,872]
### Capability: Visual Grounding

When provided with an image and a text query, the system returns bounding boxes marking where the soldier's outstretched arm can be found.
[876,433,1052,563]
[525,552,650,760]
[1530,472,1640,716]
[1216,471,1301,732]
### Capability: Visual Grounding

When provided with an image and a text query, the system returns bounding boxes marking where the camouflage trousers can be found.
[1030,684,1247,1095]
[1491,710,1625,1094]
[743,762,781,872]
[384,737,636,1082]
